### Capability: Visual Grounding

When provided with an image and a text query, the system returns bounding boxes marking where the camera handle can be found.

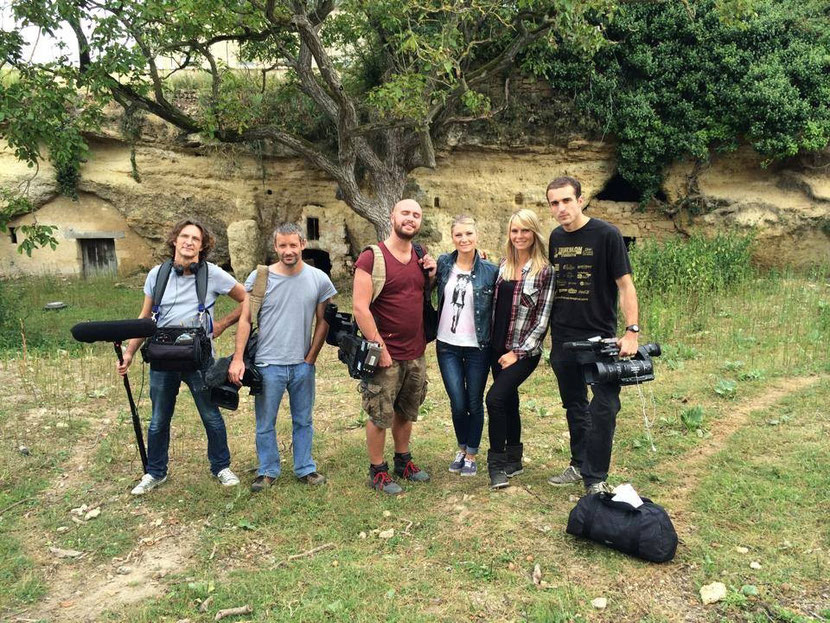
[114,341,148,471]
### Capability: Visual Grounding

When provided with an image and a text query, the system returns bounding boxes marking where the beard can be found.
[393,222,419,240]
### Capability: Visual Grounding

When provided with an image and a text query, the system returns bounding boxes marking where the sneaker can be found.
[460,459,477,477]
[250,474,276,492]
[368,469,403,496]
[131,473,167,496]
[548,465,582,487]
[584,481,613,496]
[298,472,327,486]
[448,450,466,473]
[395,460,430,482]
[216,467,240,487]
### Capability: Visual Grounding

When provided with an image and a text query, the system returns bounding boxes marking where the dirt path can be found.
[0,360,198,623]
[24,525,197,623]
[658,374,821,522]
[606,374,824,622]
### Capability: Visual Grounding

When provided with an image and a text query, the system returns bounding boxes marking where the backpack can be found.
[364,244,437,342]
[566,492,678,563]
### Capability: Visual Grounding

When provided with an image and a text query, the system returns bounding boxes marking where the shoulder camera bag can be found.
[141,259,212,371]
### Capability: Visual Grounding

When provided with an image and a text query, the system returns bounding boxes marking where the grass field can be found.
[0,265,828,622]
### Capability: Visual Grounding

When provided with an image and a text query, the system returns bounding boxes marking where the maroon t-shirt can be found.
[355,242,426,361]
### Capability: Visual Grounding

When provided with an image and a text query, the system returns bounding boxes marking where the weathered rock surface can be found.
[2,132,827,278]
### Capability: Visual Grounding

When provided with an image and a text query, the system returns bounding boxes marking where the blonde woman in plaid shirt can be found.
[485,209,554,489]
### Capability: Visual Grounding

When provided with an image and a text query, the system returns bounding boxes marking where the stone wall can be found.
[1,137,828,280]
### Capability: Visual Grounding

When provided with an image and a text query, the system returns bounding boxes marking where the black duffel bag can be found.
[141,326,212,372]
[566,492,678,563]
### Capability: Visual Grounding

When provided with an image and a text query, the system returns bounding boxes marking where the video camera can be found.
[563,337,661,386]
[324,303,382,379]
[206,359,263,411]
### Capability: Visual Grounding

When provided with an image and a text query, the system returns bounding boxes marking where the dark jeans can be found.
[436,341,491,455]
[147,367,231,479]
[550,352,621,486]
[486,353,541,453]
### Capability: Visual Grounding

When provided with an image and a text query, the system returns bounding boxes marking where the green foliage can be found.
[680,405,705,432]
[526,0,830,198]
[629,232,755,295]
[714,378,738,399]
[0,60,98,197]
[0,188,59,256]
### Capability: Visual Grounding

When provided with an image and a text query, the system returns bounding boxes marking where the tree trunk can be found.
[357,169,408,242]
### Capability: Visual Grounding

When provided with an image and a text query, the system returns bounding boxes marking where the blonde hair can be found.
[503,208,548,279]
[450,214,477,232]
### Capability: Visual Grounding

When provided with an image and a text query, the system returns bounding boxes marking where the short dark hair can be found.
[546,176,582,199]
[273,222,306,244]
[166,219,215,262]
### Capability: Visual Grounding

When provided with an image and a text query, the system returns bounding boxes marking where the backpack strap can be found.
[150,259,209,322]
[364,245,386,303]
[150,259,174,322]
[249,264,269,331]
[412,243,431,295]
[195,261,208,321]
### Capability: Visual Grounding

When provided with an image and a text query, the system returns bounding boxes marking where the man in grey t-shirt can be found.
[230,223,337,491]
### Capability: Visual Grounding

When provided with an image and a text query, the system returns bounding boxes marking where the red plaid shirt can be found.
[492,259,555,359]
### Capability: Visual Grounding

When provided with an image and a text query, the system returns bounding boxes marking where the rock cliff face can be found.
[1,127,827,279]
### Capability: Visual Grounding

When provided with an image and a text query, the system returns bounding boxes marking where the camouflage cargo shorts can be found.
[360,356,428,428]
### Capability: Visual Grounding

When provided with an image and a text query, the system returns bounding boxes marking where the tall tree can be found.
[1,0,612,240]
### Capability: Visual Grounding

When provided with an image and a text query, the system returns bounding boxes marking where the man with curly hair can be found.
[117,219,247,495]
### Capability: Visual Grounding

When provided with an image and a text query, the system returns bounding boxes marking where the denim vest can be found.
[435,250,499,348]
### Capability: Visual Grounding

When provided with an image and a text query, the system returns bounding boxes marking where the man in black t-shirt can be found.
[545,176,640,495]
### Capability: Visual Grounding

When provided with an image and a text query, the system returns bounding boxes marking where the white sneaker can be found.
[131,473,167,496]
[216,468,240,487]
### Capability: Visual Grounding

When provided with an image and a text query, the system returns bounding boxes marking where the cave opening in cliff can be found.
[596,174,641,202]
[303,249,332,276]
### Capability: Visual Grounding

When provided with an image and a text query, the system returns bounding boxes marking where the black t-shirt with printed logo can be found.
[548,218,632,342]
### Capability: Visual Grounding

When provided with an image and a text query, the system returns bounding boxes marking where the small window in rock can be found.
[9,227,17,244]
[623,236,636,251]
[266,189,273,195]
[514,192,524,205]
[434,197,440,208]
[307,217,320,241]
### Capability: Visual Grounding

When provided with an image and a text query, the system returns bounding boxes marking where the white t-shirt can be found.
[437,264,478,347]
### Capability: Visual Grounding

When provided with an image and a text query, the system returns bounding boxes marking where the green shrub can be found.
[629,232,755,295]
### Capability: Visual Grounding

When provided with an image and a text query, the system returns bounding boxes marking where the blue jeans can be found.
[254,362,317,478]
[436,341,491,455]
[147,368,231,479]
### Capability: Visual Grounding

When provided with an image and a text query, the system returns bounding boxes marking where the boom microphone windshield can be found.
[71,318,157,343]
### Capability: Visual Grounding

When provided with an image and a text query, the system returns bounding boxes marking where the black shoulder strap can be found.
[150,259,209,321]
[151,259,174,321]
[412,243,431,297]
[195,262,208,315]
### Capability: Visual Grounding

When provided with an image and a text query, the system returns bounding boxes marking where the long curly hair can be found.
[165,219,215,262]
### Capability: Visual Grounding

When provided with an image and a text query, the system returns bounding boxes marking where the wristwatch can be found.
[625,324,640,334]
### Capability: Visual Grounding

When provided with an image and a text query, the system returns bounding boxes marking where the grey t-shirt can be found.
[143,262,237,333]
[244,264,337,366]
